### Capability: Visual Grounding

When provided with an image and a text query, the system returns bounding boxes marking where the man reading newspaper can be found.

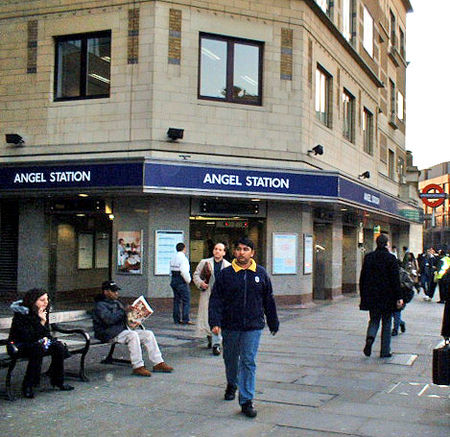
[93,281,173,377]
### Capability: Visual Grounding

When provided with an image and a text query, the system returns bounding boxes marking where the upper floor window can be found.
[389,10,396,49]
[397,91,404,121]
[399,28,405,58]
[54,31,111,101]
[342,0,355,43]
[316,0,329,14]
[389,79,396,119]
[315,65,332,128]
[363,6,373,57]
[199,33,263,105]
[342,89,355,142]
[363,107,373,155]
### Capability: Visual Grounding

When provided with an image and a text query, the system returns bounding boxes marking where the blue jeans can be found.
[366,310,392,356]
[170,275,190,323]
[393,311,403,332]
[222,329,262,405]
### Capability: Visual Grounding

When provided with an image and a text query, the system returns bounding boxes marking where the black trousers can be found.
[18,340,66,387]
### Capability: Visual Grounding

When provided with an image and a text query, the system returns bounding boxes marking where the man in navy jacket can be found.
[209,237,279,418]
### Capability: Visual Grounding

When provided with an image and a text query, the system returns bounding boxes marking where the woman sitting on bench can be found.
[8,288,74,398]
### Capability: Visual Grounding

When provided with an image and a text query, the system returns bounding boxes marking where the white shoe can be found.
[423,296,431,301]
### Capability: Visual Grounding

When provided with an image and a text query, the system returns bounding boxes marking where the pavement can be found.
[1,292,449,437]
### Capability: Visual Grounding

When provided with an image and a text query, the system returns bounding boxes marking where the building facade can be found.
[0,0,421,305]
[419,161,450,251]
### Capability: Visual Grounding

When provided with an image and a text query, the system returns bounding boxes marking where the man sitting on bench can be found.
[93,281,173,377]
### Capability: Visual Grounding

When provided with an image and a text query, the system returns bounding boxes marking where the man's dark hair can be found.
[235,236,254,250]
[176,242,185,252]
[376,234,388,249]
[22,288,48,313]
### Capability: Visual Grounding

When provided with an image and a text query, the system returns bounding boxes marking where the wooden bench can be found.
[1,318,130,401]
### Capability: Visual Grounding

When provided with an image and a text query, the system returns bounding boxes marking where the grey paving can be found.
[1,293,449,436]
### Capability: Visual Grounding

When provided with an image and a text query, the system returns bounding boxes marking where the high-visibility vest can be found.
[435,256,450,280]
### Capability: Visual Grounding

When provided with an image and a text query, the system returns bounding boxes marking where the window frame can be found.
[342,0,355,43]
[54,30,111,102]
[342,88,355,143]
[198,32,264,106]
[363,6,374,57]
[315,64,333,128]
[363,107,373,155]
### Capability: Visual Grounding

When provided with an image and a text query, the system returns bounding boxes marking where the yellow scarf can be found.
[231,258,257,272]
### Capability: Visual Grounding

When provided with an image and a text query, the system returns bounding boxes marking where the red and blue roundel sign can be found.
[419,184,446,208]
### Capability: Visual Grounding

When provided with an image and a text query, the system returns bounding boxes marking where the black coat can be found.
[442,300,450,339]
[92,294,127,342]
[359,247,402,312]
[9,308,51,345]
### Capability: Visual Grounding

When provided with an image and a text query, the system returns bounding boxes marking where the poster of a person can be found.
[117,231,143,274]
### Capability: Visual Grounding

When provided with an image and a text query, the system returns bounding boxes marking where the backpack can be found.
[399,267,415,303]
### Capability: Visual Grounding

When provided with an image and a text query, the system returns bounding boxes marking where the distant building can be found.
[419,161,450,251]
[0,0,421,304]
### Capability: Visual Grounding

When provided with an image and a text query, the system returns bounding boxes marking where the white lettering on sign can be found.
[364,193,380,205]
[13,170,91,184]
[203,173,289,190]
[14,172,47,183]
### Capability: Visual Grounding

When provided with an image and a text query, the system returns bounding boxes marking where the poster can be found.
[155,230,184,275]
[78,233,94,269]
[303,234,313,275]
[272,233,297,274]
[117,230,143,275]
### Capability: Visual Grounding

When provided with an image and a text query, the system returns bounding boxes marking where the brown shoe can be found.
[132,366,152,377]
[153,362,173,373]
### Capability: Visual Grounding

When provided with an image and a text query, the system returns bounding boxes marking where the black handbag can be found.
[432,339,450,385]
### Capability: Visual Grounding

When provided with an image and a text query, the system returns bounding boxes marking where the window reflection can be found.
[233,44,259,102]
[200,39,226,99]
[87,37,111,96]
[57,40,81,98]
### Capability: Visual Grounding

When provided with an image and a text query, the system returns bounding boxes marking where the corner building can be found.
[0,0,422,305]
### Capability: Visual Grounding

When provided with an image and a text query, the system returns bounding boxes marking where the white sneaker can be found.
[423,296,431,301]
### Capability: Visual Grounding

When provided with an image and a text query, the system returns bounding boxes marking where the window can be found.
[363,6,373,57]
[397,91,404,121]
[389,79,396,119]
[54,31,111,101]
[389,10,396,50]
[388,149,395,179]
[199,33,263,105]
[315,65,332,127]
[399,28,405,58]
[316,0,329,14]
[342,0,355,43]
[342,89,355,142]
[363,108,373,155]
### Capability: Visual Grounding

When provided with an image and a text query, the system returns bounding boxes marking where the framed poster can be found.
[303,234,313,275]
[117,230,143,275]
[78,233,94,269]
[95,232,110,269]
[272,233,297,274]
[155,230,184,275]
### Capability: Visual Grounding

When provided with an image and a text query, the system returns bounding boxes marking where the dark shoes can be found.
[54,383,74,391]
[241,401,257,418]
[181,321,195,325]
[224,384,237,401]
[363,337,374,357]
[22,386,34,399]
[391,329,398,336]
[400,322,406,333]
[212,345,221,356]
[207,335,212,349]
[380,353,392,358]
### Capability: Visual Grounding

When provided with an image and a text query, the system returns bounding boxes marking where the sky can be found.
[405,0,450,170]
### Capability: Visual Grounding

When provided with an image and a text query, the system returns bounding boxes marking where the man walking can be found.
[170,242,193,324]
[193,242,231,355]
[209,237,279,418]
[360,234,403,358]
[93,281,173,376]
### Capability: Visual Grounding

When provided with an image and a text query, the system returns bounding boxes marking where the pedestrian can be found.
[392,263,414,336]
[93,281,173,377]
[193,242,231,355]
[209,236,279,418]
[391,245,398,259]
[169,242,193,325]
[8,288,74,398]
[360,234,403,358]
[404,252,420,292]
[435,252,450,304]
[422,248,439,300]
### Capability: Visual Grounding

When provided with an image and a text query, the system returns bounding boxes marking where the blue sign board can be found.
[0,162,143,190]
[144,163,338,197]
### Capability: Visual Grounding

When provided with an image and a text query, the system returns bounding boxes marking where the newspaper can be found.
[127,295,154,327]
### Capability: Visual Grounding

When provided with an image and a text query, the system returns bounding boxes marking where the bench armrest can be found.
[51,323,90,342]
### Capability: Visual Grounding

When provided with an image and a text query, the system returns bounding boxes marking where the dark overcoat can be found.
[359,247,402,312]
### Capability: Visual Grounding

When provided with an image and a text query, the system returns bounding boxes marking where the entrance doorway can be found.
[189,217,265,272]
[48,198,112,305]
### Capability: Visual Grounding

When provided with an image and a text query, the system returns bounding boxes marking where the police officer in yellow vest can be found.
[435,253,450,303]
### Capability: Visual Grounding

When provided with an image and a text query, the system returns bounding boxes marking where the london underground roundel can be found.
[420,184,446,208]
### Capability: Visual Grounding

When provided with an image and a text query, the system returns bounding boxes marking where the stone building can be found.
[0,0,421,305]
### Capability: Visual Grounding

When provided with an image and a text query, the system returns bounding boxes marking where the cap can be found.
[102,280,121,292]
